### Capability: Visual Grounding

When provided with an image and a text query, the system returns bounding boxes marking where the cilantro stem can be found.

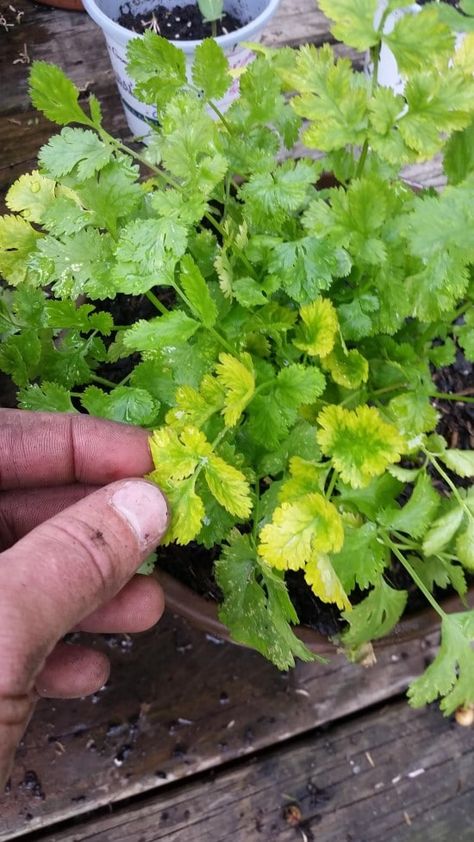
[117,371,133,387]
[391,532,420,551]
[430,391,474,404]
[207,100,233,134]
[423,449,474,521]
[384,537,447,620]
[355,36,383,179]
[252,481,260,542]
[325,468,337,500]
[355,140,369,179]
[369,382,408,397]
[91,373,117,389]
[145,290,169,316]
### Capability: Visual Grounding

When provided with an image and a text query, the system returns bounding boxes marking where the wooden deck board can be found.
[0,614,442,840]
[29,698,474,842]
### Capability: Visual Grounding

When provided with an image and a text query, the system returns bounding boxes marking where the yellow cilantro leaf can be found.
[454,32,474,75]
[6,172,56,224]
[215,352,255,427]
[148,424,211,485]
[384,7,455,75]
[204,454,252,518]
[294,298,339,358]
[318,0,379,52]
[323,343,369,389]
[214,248,233,299]
[317,405,404,488]
[304,553,351,611]
[161,477,205,545]
[166,377,224,429]
[278,456,326,502]
[258,492,344,571]
[0,215,42,286]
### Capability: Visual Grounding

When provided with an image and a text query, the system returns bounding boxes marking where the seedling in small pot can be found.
[198,0,224,37]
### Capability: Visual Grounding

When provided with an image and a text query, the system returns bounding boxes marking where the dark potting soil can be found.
[117,3,244,39]
[418,0,460,6]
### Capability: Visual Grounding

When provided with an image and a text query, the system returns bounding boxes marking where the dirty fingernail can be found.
[110,480,169,549]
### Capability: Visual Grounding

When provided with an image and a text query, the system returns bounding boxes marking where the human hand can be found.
[0,410,169,788]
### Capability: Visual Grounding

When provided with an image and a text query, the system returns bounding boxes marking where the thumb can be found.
[0,478,169,786]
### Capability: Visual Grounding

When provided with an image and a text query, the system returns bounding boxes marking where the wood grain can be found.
[30,698,474,842]
[0,614,442,840]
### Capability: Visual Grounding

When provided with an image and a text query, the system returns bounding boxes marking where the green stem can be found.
[385,538,447,620]
[369,382,408,398]
[252,480,260,542]
[91,374,117,389]
[423,449,473,520]
[325,468,337,500]
[430,391,474,404]
[355,140,369,179]
[207,99,233,134]
[211,18,217,38]
[145,290,169,316]
[391,532,420,551]
[117,371,133,387]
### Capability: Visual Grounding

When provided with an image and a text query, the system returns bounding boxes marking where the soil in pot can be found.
[117,2,245,38]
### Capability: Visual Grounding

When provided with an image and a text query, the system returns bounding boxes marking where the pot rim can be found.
[82,0,281,50]
[156,569,474,655]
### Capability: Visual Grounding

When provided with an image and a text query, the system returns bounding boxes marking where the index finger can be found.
[0,410,154,490]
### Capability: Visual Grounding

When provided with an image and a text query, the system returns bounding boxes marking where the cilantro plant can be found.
[1,1,474,713]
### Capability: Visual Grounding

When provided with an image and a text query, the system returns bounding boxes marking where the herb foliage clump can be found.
[1,1,474,712]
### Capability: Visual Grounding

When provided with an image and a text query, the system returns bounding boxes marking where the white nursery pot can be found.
[82,0,282,137]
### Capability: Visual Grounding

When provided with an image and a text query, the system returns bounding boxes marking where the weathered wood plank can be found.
[32,699,474,842]
[0,611,442,841]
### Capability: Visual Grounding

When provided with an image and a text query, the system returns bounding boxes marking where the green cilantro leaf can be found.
[408,612,474,714]
[126,32,187,107]
[438,449,474,479]
[38,128,112,181]
[215,532,314,670]
[123,312,200,353]
[422,506,465,557]
[180,255,218,328]
[378,472,440,539]
[17,382,76,413]
[192,39,231,101]
[0,332,41,387]
[331,521,386,592]
[29,61,92,126]
[81,385,159,426]
[341,577,408,648]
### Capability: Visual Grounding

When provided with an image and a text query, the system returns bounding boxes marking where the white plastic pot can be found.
[82,0,282,137]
